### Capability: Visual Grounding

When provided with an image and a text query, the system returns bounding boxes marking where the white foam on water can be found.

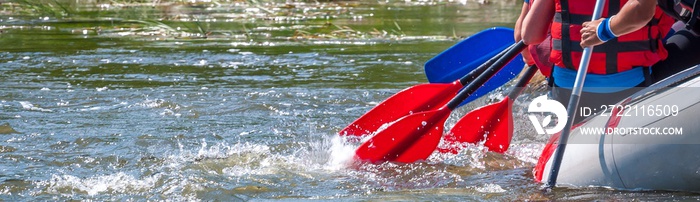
[189,134,360,177]
[195,139,270,160]
[19,101,52,112]
[505,143,545,165]
[189,140,296,178]
[223,166,273,177]
[325,135,357,170]
[138,99,163,108]
[79,106,104,111]
[41,172,159,196]
[472,183,506,193]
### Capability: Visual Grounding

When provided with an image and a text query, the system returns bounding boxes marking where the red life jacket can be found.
[550,0,674,74]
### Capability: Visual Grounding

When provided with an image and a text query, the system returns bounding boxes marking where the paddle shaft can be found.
[546,0,606,188]
[508,65,539,99]
[458,43,517,85]
[446,41,527,110]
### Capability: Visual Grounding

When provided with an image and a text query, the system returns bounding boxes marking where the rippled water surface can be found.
[1,0,699,200]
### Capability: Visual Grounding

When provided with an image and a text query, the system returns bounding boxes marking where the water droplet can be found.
[421,121,427,126]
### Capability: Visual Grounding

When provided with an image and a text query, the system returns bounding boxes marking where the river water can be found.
[0,0,698,200]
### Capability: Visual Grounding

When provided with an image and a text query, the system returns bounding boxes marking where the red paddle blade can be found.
[339,82,462,136]
[353,109,450,163]
[442,97,513,153]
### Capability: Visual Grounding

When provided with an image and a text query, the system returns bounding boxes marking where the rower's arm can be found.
[580,0,657,47]
[522,0,555,45]
[610,0,657,35]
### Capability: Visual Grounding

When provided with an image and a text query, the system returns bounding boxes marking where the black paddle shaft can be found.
[458,43,517,85]
[446,41,527,110]
[507,65,539,99]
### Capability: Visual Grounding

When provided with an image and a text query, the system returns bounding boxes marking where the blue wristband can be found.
[597,17,616,42]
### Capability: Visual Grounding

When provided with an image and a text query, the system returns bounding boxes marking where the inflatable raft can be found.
[534,65,700,192]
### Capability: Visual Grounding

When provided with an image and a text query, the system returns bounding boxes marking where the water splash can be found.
[326,136,357,170]
[41,172,159,196]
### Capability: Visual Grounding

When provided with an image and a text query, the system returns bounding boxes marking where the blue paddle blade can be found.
[425,27,525,107]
